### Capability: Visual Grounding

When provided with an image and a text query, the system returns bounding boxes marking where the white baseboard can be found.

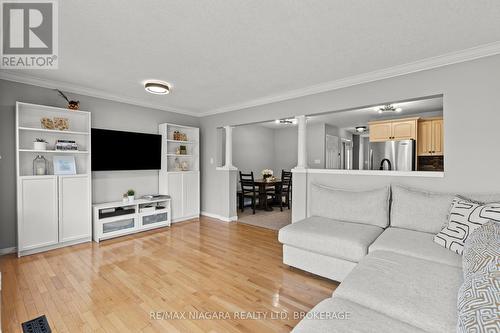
[201,211,238,222]
[0,247,17,256]
[171,215,200,223]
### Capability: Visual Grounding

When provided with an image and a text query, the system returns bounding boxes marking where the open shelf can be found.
[166,154,193,157]
[19,149,89,154]
[166,139,196,144]
[17,102,91,177]
[18,127,89,135]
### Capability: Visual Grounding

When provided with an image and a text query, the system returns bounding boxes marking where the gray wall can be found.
[233,123,333,176]
[233,125,275,174]
[200,54,500,217]
[273,126,298,172]
[233,124,298,177]
[0,79,199,249]
[306,123,326,169]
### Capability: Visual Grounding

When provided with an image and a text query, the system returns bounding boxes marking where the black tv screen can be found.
[91,128,161,171]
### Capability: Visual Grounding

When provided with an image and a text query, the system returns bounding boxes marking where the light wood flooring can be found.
[1,217,337,332]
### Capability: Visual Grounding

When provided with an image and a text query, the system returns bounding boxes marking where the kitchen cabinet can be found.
[418,118,443,156]
[369,118,418,142]
[369,122,392,142]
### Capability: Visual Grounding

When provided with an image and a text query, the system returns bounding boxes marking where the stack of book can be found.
[55,139,78,151]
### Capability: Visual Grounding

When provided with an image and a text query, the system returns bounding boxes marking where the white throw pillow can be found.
[434,197,500,255]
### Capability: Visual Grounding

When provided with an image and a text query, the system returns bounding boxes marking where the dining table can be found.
[253,178,282,211]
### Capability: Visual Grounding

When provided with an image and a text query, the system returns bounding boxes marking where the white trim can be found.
[0,71,199,116]
[306,169,445,178]
[18,237,90,257]
[216,166,238,171]
[200,41,500,116]
[291,168,307,174]
[2,42,500,117]
[0,247,16,256]
[171,215,199,223]
[201,211,238,222]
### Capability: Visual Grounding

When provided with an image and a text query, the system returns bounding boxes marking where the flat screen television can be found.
[91,128,161,171]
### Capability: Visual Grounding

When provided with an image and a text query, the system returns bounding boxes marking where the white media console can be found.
[93,197,171,242]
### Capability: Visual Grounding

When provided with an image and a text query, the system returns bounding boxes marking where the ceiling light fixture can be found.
[144,81,171,95]
[376,104,402,114]
[355,126,367,133]
[275,118,298,125]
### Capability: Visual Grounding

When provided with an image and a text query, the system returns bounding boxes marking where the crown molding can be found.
[0,71,200,117]
[200,41,500,116]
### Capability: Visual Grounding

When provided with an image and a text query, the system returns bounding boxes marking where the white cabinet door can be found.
[59,175,91,242]
[167,173,183,220]
[19,176,59,251]
[183,172,200,218]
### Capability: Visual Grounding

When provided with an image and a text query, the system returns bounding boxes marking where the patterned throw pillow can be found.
[434,197,500,255]
[462,221,500,279]
[457,261,500,333]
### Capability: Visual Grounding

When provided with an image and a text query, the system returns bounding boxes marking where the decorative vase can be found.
[33,155,48,175]
[128,195,135,203]
[122,196,128,203]
[33,142,47,150]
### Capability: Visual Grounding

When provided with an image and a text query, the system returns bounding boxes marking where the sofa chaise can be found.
[278,184,500,333]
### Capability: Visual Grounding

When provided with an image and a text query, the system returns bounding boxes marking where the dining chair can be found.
[280,170,293,211]
[239,171,258,214]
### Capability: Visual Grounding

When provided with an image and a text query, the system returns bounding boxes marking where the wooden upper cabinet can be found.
[417,117,443,156]
[369,122,392,142]
[369,118,418,142]
[417,120,433,156]
[432,118,444,155]
[392,120,417,140]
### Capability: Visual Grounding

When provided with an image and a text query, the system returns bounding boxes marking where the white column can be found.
[223,126,236,170]
[296,115,307,169]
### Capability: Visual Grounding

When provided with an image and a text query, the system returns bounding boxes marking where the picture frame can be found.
[53,155,77,175]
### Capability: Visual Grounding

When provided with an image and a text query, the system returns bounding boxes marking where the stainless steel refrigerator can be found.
[368,140,415,171]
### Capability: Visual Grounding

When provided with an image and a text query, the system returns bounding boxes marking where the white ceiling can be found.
[260,96,443,129]
[1,1,500,116]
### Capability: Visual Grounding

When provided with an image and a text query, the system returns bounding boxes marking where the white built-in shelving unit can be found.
[159,123,200,222]
[16,102,92,256]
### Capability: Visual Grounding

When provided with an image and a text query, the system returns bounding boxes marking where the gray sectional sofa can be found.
[278,184,500,333]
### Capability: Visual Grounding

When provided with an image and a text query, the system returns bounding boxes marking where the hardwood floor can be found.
[1,217,337,332]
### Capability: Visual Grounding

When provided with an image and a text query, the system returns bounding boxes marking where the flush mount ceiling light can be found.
[375,104,402,114]
[274,118,298,125]
[144,81,171,95]
[355,126,367,133]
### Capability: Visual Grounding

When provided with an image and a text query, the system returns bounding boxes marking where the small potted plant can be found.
[33,138,48,151]
[127,189,135,202]
[262,169,273,181]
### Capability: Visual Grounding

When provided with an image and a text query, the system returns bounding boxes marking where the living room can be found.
[1,1,499,332]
